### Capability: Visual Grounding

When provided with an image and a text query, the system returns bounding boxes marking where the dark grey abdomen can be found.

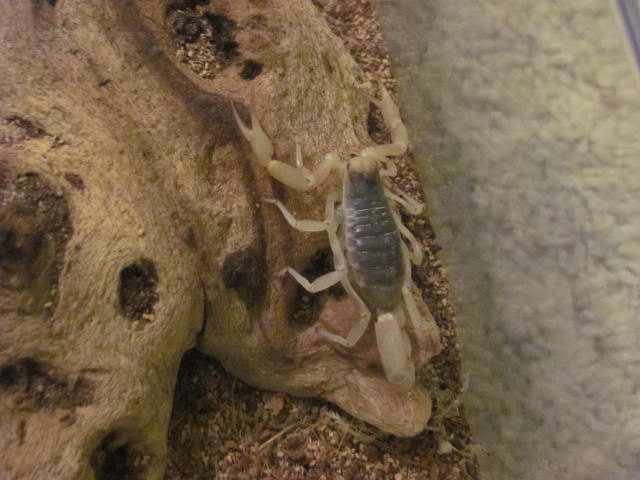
[344,177,404,311]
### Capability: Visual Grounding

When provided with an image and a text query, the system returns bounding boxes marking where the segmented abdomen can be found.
[344,178,404,311]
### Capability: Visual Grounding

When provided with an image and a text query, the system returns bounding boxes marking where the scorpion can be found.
[231,84,432,392]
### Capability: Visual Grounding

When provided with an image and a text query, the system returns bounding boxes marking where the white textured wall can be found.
[373,1,640,479]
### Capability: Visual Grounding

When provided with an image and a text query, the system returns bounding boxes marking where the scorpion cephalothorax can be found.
[232,83,439,392]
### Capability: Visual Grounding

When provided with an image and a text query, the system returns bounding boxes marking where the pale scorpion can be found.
[231,84,431,391]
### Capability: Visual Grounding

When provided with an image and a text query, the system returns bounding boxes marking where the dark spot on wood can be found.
[167,0,209,9]
[200,297,213,337]
[59,412,76,426]
[166,5,239,69]
[289,247,343,329]
[204,298,213,318]
[0,172,72,317]
[221,247,265,308]
[0,357,94,409]
[183,226,197,249]
[240,59,263,80]
[120,8,234,141]
[5,116,67,146]
[118,258,159,321]
[90,430,152,480]
[204,13,235,41]
[5,116,46,138]
[321,51,335,74]
[31,0,57,8]
[64,173,85,190]
[204,12,239,63]
[169,10,203,43]
[18,419,26,446]
[366,102,383,138]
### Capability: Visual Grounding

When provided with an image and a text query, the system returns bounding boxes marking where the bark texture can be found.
[1,1,455,478]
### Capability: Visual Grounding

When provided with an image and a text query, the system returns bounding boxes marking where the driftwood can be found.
[1,1,459,478]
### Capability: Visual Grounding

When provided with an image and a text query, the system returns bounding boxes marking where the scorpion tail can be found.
[375,310,415,392]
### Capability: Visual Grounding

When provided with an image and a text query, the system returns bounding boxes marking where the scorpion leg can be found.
[267,191,371,336]
[315,196,371,347]
[264,199,327,232]
[359,83,408,159]
[282,266,344,293]
[231,99,341,191]
[400,244,430,331]
[379,158,398,178]
[385,190,423,216]
[271,191,345,290]
[390,208,424,266]
[320,233,372,347]
[321,275,371,347]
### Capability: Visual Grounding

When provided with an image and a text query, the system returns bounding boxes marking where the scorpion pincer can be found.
[231,84,431,391]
